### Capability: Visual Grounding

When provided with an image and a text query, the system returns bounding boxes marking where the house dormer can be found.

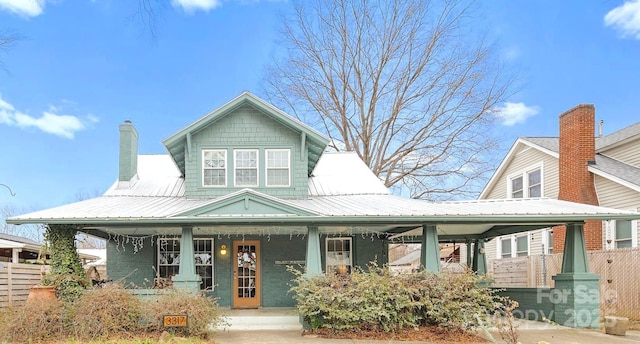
[162,92,329,199]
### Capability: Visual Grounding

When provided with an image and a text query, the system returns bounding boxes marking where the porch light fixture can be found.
[220,244,227,256]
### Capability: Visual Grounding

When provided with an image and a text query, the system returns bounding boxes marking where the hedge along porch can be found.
[8,92,640,326]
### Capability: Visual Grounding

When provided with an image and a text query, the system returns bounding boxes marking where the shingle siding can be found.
[185,105,308,199]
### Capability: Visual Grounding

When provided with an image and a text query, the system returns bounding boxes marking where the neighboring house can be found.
[8,93,638,314]
[481,104,640,261]
[0,233,100,264]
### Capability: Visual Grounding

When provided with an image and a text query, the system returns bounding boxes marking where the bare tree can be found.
[264,0,512,200]
[1,204,44,242]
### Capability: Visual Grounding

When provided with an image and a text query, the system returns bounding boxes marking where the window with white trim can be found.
[500,237,512,258]
[544,229,553,255]
[234,149,258,186]
[326,237,352,275]
[202,150,226,186]
[614,220,634,248]
[266,149,290,187]
[511,177,524,198]
[528,169,541,197]
[516,235,529,257]
[508,165,543,198]
[158,238,214,290]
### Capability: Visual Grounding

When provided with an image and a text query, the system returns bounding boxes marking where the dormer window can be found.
[266,149,290,187]
[203,150,227,187]
[234,149,258,187]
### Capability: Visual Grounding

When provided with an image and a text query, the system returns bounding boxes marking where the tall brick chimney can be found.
[555,104,601,252]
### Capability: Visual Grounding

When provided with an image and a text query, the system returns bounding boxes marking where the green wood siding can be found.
[185,105,308,199]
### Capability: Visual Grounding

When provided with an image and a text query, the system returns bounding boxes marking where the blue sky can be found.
[1,0,639,211]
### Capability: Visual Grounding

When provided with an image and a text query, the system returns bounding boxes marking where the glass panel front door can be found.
[232,240,260,308]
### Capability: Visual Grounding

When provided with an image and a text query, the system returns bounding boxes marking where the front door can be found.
[232,240,260,308]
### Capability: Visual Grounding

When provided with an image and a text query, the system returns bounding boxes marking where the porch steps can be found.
[217,308,303,331]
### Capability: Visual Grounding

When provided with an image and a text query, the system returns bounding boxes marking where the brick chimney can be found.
[118,120,138,187]
[554,104,601,252]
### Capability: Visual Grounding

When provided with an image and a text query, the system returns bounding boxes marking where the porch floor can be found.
[217,307,302,331]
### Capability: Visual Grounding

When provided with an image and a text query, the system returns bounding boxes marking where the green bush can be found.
[289,263,499,333]
[67,283,144,340]
[142,289,225,338]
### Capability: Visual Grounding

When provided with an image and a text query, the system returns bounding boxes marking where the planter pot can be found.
[604,316,629,336]
[27,286,57,302]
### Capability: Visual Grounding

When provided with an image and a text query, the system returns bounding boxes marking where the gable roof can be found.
[478,137,558,199]
[480,120,640,199]
[162,92,330,176]
[308,152,389,196]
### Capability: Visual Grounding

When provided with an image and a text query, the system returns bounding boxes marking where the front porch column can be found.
[466,239,472,267]
[12,248,21,263]
[551,222,600,328]
[171,226,201,291]
[471,239,487,275]
[420,225,440,272]
[305,226,322,276]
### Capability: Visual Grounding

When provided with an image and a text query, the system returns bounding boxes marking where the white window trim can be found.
[157,238,215,290]
[542,228,553,255]
[234,149,259,187]
[265,149,291,187]
[325,237,353,274]
[610,218,638,249]
[506,162,544,199]
[515,234,530,257]
[202,149,227,187]
[497,234,530,258]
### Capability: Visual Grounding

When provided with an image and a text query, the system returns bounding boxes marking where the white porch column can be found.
[171,226,202,291]
[12,248,21,263]
[305,226,322,276]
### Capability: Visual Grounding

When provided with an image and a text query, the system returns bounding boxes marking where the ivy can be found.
[43,224,89,302]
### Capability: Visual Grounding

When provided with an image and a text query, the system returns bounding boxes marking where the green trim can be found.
[420,225,440,272]
[173,189,318,217]
[162,92,329,176]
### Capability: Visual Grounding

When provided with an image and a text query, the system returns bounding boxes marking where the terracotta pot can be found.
[27,285,57,302]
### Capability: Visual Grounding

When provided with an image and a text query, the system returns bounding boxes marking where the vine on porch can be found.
[43,224,90,302]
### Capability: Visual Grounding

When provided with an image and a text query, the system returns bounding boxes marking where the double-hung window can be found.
[234,149,258,187]
[203,150,226,187]
[508,165,543,198]
[326,238,352,275]
[266,149,290,187]
[158,238,214,290]
[500,237,512,258]
[615,220,633,248]
[516,235,529,257]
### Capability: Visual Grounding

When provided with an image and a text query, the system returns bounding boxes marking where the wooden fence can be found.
[0,263,49,308]
[489,247,640,320]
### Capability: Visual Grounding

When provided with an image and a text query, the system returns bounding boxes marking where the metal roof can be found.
[308,152,389,196]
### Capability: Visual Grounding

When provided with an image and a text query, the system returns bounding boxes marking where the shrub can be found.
[142,289,225,338]
[289,263,499,334]
[0,298,65,343]
[67,283,144,340]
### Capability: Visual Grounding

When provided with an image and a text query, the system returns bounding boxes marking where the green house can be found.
[9,92,640,326]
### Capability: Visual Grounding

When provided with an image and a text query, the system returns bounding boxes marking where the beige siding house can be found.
[481,105,640,263]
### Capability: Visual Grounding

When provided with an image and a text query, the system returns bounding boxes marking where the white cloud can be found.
[171,0,222,13]
[0,95,97,139]
[492,102,539,126]
[0,0,45,17]
[605,0,640,39]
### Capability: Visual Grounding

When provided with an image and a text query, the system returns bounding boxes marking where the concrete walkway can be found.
[212,308,640,344]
